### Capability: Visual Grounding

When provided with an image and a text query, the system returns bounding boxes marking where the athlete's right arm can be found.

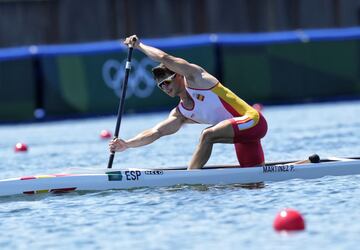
[109,108,186,152]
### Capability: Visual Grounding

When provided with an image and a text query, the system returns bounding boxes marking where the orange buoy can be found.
[100,130,112,139]
[273,208,305,232]
[14,143,28,152]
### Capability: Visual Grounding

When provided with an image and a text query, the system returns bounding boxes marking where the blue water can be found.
[1,101,360,250]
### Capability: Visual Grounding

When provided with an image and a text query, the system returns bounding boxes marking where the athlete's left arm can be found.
[124,35,218,88]
[142,43,218,88]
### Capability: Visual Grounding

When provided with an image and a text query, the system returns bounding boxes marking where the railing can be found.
[1,27,360,122]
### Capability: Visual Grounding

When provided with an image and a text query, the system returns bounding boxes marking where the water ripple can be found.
[1,101,360,249]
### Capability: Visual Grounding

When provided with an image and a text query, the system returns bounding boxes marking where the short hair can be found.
[151,63,175,84]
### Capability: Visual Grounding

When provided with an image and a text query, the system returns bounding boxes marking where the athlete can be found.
[109,35,268,170]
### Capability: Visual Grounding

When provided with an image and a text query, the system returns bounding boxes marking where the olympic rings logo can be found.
[102,58,157,99]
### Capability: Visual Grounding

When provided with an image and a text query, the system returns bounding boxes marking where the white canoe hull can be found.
[0,158,360,196]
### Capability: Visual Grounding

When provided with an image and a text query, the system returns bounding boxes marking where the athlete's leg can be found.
[188,113,267,169]
[232,113,267,167]
[188,120,235,170]
[234,140,265,167]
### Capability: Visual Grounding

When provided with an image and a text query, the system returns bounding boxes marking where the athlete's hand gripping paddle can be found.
[107,37,136,169]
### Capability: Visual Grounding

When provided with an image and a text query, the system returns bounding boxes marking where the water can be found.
[1,100,360,250]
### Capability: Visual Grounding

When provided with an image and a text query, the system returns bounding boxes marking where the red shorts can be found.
[230,113,267,167]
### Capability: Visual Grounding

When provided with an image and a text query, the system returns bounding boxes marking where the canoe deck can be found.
[0,156,359,197]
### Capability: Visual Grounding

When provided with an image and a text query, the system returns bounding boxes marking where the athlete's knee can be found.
[199,127,215,144]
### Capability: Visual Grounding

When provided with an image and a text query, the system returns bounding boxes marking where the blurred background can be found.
[2,0,360,46]
[1,0,360,122]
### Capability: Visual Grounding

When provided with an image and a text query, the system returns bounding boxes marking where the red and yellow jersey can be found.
[177,82,259,126]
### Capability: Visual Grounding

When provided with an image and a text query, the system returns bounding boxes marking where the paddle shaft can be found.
[107,45,134,169]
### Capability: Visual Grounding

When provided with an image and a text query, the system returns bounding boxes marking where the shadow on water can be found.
[0,190,94,203]
[0,182,267,203]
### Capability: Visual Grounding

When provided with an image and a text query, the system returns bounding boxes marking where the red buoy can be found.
[273,208,305,232]
[14,143,28,152]
[252,103,264,112]
[100,130,112,139]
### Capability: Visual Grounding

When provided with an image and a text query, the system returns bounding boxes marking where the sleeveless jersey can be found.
[177,83,259,125]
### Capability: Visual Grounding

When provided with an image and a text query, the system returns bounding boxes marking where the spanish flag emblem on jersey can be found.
[196,94,205,101]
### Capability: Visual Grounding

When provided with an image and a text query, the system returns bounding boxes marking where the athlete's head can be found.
[152,63,174,88]
[152,63,183,97]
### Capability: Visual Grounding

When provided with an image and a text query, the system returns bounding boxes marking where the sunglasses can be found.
[157,74,176,90]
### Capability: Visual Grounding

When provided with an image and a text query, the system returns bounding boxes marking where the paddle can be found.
[107,39,135,169]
